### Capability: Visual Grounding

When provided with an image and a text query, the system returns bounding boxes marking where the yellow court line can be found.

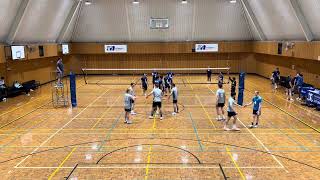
[186,77,216,129]
[91,91,122,129]
[195,95,216,129]
[226,146,246,180]
[144,145,153,180]
[48,147,77,180]
[0,128,314,131]
[144,116,157,180]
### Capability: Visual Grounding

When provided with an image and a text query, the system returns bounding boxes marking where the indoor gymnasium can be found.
[0,0,320,179]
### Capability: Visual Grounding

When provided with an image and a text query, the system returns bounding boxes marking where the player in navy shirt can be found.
[207,67,212,82]
[141,74,148,96]
[244,91,262,128]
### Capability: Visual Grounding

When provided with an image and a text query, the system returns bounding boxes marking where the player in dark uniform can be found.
[229,77,237,99]
[207,67,212,82]
[152,71,158,85]
[218,72,224,85]
[141,74,148,96]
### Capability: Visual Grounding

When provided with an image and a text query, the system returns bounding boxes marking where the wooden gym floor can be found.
[0,75,319,180]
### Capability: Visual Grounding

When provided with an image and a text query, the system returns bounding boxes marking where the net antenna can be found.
[81,67,231,85]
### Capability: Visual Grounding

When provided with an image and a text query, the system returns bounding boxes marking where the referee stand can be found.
[50,71,69,107]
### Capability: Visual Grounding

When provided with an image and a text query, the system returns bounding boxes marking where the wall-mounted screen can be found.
[62,44,69,54]
[195,44,218,52]
[104,45,127,53]
[11,46,25,60]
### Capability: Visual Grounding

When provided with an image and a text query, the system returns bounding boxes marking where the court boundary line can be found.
[15,166,284,169]
[207,86,287,172]
[226,146,246,180]
[3,137,320,171]
[13,89,111,168]
[188,112,204,151]
[245,80,320,133]
[48,147,77,180]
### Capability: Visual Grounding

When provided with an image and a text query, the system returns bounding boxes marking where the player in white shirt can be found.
[146,84,163,120]
[124,89,136,124]
[216,83,226,121]
[168,83,178,115]
[128,83,137,115]
[224,93,242,131]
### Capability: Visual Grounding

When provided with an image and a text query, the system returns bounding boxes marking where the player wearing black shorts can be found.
[224,93,242,131]
[141,74,148,96]
[216,83,226,121]
[168,83,178,115]
[124,89,136,124]
[207,67,212,82]
[146,84,163,120]
[229,77,237,98]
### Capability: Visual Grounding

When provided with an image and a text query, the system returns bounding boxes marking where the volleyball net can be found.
[81,67,231,85]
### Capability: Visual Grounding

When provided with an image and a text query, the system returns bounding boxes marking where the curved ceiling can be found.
[0,0,319,44]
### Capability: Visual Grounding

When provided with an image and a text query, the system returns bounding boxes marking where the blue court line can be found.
[188,112,204,151]
[97,112,124,152]
[266,121,309,151]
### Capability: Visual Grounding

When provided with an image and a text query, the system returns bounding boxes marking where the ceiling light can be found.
[181,0,188,4]
[133,0,139,4]
[229,0,237,3]
[84,1,92,5]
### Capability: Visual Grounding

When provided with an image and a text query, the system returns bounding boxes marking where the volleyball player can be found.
[271,68,280,91]
[124,88,136,124]
[163,75,169,95]
[56,58,64,87]
[285,75,293,101]
[152,71,158,85]
[141,74,148,96]
[244,91,262,128]
[229,77,237,98]
[207,67,212,82]
[216,83,226,121]
[146,83,163,120]
[224,93,242,131]
[294,73,304,101]
[218,72,224,85]
[128,83,137,115]
[168,83,178,115]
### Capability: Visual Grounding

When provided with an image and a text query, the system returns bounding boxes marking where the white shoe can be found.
[2,98,6,102]
[172,112,176,116]
[126,120,132,124]
[254,125,258,128]
[232,126,240,131]
[224,127,230,131]
[26,93,30,96]
[131,111,137,115]
[160,117,163,120]
[30,89,34,92]
[249,124,254,128]
[149,116,154,119]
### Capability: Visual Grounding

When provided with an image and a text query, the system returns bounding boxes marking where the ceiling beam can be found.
[289,0,313,42]
[240,0,266,41]
[6,0,30,45]
[70,0,84,42]
[57,0,83,43]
